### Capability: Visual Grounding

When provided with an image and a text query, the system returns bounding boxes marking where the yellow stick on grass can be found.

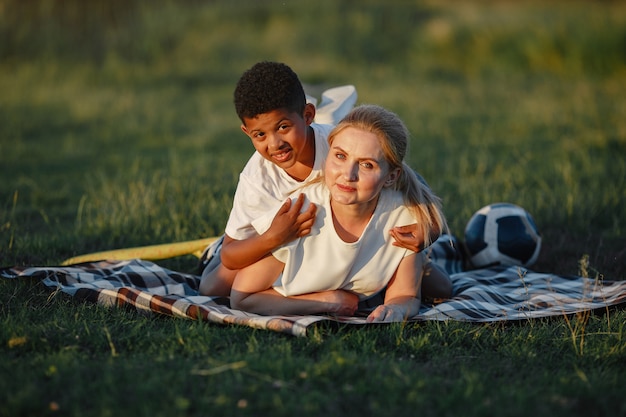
[61,237,219,265]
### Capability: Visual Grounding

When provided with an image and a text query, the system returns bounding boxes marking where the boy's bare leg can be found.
[199,263,238,296]
[421,261,452,301]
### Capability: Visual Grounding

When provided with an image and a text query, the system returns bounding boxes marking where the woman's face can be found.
[325,126,398,209]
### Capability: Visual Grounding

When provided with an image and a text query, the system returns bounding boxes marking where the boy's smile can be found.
[241,104,316,182]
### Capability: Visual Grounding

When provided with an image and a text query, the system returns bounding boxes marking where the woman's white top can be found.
[252,183,414,301]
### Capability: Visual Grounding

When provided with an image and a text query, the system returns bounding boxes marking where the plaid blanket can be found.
[2,239,625,337]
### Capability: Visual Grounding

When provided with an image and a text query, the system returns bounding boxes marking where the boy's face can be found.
[241,104,316,179]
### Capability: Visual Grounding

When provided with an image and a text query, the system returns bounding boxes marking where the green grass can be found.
[1,0,625,416]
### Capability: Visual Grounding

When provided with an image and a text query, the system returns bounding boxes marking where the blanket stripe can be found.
[2,256,625,337]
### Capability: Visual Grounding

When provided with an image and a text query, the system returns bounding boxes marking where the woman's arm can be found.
[366,252,424,323]
[232,287,359,316]
[230,254,358,316]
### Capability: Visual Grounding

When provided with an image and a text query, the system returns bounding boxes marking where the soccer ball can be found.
[464,203,542,268]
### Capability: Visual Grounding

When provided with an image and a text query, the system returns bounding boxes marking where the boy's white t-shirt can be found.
[225,123,333,240]
[251,184,415,301]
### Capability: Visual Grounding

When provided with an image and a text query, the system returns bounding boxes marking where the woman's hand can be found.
[366,253,422,323]
[366,304,410,323]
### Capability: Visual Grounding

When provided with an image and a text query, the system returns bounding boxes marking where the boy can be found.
[199,61,452,301]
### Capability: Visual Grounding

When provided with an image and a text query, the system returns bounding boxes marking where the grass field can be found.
[1,1,625,416]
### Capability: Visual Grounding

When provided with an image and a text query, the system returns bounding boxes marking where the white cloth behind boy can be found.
[307,85,357,125]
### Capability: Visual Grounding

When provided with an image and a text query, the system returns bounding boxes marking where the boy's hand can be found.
[267,193,317,246]
[389,223,425,252]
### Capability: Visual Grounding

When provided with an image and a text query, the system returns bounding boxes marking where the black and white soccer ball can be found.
[464,203,542,268]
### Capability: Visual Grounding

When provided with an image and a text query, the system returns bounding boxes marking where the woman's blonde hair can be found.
[327,104,448,247]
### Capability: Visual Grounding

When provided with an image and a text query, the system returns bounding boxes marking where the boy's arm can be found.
[221,193,317,270]
[389,223,443,252]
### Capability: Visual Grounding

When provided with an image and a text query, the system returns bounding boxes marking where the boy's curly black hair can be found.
[234,61,306,122]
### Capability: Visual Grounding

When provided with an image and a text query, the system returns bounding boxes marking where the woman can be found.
[230,105,448,322]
